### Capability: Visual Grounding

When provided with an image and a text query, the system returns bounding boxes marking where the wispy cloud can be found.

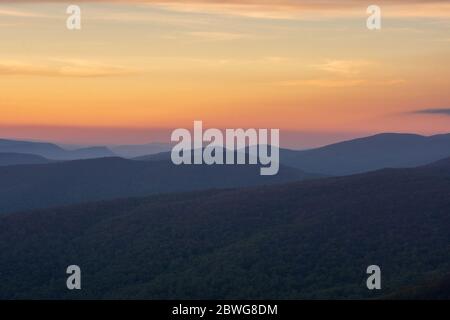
[0,59,138,77]
[312,60,372,76]
[276,77,405,88]
[411,108,450,116]
[0,7,47,18]
[3,1,450,20]
[281,59,378,87]
[276,79,365,88]
[186,31,249,41]
[149,1,450,20]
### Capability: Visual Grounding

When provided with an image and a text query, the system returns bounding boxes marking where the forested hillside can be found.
[1,159,449,299]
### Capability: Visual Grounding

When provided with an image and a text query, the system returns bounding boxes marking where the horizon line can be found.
[1,130,450,151]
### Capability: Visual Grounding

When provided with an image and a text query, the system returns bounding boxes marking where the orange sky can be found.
[0,1,449,147]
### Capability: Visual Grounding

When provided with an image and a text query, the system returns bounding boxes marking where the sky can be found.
[0,0,449,148]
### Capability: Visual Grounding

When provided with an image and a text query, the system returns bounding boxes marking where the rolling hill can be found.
[0,153,52,166]
[0,139,116,160]
[280,133,450,175]
[111,142,173,158]
[5,132,450,175]
[135,133,450,176]
[0,157,312,214]
[0,158,449,299]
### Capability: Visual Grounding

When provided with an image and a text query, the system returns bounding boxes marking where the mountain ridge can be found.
[0,156,314,214]
[280,132,450,175]
[0,138,116,160]
[0,152,52,166]
[1,157,449,299]
[4,132,450,173]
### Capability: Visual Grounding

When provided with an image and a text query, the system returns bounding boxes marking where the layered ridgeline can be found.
[0,157,313,214]
[0,139,115,160]
[1,158,449,299]
[3,133,450,173]
[0,139,173,163]
[137,133,450,176]
[280,133,450,176]
[0,153,52,166]
[111,142,173,158]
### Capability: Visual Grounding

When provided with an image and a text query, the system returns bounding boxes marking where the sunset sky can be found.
[1,0,449,148]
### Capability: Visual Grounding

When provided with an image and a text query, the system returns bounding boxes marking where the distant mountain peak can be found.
[0,138,116,160]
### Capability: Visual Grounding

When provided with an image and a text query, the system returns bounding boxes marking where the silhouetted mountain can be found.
[112,142,173,158]
[135,133,450,176]
[0,157,313,214]
[1,158,449,299]
[0,153,51,166]
[134,151,173,161]
[0,139,64,158]
[65,146,116,160]
[280,133,450,175]
[134,147,274,163]
[0,139,116,160]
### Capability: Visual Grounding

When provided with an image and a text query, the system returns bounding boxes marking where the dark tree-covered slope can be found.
[0,157,311,214]
[0,153,51,166]
[0,159,449,299]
